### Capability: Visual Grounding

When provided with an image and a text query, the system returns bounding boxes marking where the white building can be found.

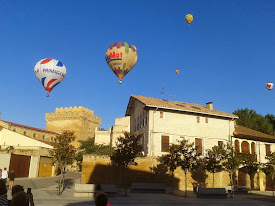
[0,126,55,178]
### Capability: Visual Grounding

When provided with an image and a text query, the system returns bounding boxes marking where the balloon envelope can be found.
[105,42,137,83]
[265,82,273,91]
[34,58,66,95]
[185,14,193,25]
[176,70,179,75]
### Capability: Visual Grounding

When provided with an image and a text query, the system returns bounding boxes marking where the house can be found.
[125,95,238,156]
[122,94,275,191]
[0,123,56,178]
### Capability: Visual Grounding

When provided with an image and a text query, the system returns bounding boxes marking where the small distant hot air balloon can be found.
[265,82,273,91]
[176,70,179,75]
[105,42,137,84]
[185,14,193,25]
[34,58,66,97]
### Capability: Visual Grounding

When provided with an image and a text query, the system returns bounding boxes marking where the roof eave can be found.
[145,104,238,119]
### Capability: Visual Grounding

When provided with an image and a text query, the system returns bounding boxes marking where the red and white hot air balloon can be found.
[265,82,273,91]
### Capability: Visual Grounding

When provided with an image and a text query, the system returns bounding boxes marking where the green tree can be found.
[75,138,114,170]
[240,153,259,191]
[158,144,181,193]
[50,131,76,195]
[233,108,273,135]
[261,152,275,196]
[265,114,275,132]
[191,158,208,188]
[177,139,196,197]
[110,132,143,196]
[222,143,242,197]
[205,145,225,187]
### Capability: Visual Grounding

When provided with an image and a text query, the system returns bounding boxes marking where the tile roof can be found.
[127,95,238,119]
[0,120,60,135]
[234,125,275,143]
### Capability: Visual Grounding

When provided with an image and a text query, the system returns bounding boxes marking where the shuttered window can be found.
[266,144,271,155]
[160,112,163,118]
[161,136,169,152]
[195,138,203,155]
[218,141,223,146]
[235,140,240,153]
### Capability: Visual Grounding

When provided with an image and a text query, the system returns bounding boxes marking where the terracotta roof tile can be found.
[1,120,60,135]
[129,95,238,119]
[234,125,275,143]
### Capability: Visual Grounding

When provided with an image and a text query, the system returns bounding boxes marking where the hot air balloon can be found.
[185,14,193,25]
[105,42,137,84]
[176,70,179,75]
[34,58,66,97]
[265,82,273,91]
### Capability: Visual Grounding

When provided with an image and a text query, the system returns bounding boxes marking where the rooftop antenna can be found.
[160,87,165,99]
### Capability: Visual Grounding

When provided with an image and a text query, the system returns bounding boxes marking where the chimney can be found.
[206,102,213,110]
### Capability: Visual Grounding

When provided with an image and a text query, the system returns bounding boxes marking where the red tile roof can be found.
[1,120,60,135]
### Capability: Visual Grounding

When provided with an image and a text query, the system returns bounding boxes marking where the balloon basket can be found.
[118,80,122,84]
[46,93,49,97]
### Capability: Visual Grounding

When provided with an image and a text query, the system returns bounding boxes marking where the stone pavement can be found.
[6,172,275,206]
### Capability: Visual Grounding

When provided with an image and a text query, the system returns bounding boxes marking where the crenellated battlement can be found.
[45,106,101,123]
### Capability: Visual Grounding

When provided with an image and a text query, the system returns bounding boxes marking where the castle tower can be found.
[45,106,101,148]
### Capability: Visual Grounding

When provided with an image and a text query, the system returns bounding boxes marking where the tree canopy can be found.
[233,108,273,135]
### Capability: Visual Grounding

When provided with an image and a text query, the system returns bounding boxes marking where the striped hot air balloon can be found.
[105,42,137,84]
[34,58,66,97]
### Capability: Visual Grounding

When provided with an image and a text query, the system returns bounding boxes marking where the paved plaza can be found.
[6,172,275,206]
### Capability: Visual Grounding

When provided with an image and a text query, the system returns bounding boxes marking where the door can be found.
[9,154,31,178]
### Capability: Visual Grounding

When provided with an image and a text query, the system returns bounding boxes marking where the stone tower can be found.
[45,106,101,148]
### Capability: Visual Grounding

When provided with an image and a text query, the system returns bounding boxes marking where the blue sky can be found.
[0,0,274,130]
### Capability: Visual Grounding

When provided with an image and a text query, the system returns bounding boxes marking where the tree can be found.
[50,131,76,195]
[110,132,143,196]
[265,114,275,133]
[240,153,259,191]
[177,139,196,197]
[205,145,225,187]
[191,158,208,188]
[222,143,242,197]
[75,138,114,171]
[261,152,275,196]
[233,108,273,135]
[158,144,181,193]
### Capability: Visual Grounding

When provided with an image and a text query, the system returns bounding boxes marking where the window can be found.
[205,118,208,123]
[160,112,163,118]
[161,136,169,152]
[197,117,200,123]
[42,135,46,140]
[13,129,16,132]
[251,142,256,154]
[23,131,27,136]
[51,137,54,142]
[218,141,223,146]
[235,140,240,153]
[266,144,271,155]
[195,138,203,155]
[241,141,250,153]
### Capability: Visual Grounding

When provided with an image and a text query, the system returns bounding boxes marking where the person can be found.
[94,192,109,206]
[0,179,8,206]
[1,169,8,186]
[11,185,24,197]
[0,169,2,179]
[8,171,15,190]
[11,191,35,206]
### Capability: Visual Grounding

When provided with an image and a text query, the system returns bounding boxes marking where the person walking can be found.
[0,179,8,206]
[8,170,15,190]
[1,169,8,186]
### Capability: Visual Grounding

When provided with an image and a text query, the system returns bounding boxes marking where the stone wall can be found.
[81,155,232,191]
[45,106,101,147]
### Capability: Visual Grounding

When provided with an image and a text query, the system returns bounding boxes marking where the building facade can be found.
[0,127,55,178]
[45,106,101,147]
[0,120,59,144]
